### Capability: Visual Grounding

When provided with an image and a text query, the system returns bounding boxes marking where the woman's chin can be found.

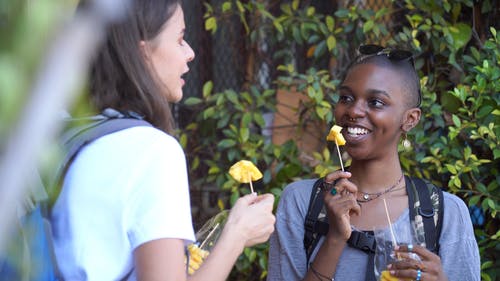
[168,90,183,103]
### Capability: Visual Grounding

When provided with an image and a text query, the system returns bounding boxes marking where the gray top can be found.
[267,179,481,281]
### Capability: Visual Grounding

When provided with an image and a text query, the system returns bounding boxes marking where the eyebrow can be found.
[339,85,391,99]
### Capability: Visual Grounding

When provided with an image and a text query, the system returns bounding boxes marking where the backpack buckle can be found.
[418,207,435,218]
[304,218,315,232]
[348,230,376,253]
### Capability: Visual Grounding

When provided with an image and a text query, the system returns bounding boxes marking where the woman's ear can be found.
[139,40,150,60]
[402,107,421,132]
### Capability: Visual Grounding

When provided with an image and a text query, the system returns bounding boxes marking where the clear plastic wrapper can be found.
[186,210,229,275]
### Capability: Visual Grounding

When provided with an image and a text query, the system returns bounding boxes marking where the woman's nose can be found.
[185,41,195,62]
[346,101,366,119]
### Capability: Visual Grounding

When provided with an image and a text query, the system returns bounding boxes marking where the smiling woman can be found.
[267,45,480,281]
[334,56,421,161]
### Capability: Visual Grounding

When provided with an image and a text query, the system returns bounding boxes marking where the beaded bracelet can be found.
[309,263,335,281]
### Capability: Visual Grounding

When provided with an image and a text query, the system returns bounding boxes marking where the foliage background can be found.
[180,0,499,280]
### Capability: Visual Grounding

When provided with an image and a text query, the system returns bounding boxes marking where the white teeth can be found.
[347,127,369,135]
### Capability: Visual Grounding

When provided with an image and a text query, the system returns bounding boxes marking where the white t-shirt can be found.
[51,126,195,280]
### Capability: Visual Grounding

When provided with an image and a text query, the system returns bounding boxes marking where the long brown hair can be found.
[83,0,182,134]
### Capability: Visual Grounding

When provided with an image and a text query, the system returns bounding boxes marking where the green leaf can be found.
[208,166,220,174]
[179,133,187,148]
[184,97,203,106]
[222,2,232,13]
[441,92,461,113]
[483,198,496,211]
[481,261,493,270]
[477,105,493,118]
[325,16,334,32]
[493,148,500,160]
[468,195,480,206]
[306,7,315,17]
[450,23,472,50]
[326,35,336,51]
[205,16,217,33]
[240,127,250,142]
[218,139,236,148]
[273,20,283,34]
[226,90,239,104]
[313,40,326,57]
[363,20,374,33]
[203,107,215,119]
[489,27,496,37]
[203,81,213,98]
[242,112,252,127]
[334,9,349,18]
[452,114,461,127]
[445,164,457,174]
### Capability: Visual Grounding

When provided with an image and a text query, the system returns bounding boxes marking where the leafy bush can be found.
[182,0,499,280]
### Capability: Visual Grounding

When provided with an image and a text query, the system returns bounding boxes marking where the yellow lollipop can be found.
[229,160,263,193]
[326,125,346,145]
[326,125,346,171]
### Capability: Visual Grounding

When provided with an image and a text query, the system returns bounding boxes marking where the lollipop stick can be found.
[382,197,397,247]
[249,180,255,194]
[200,223,219,249]
[248,172,254,194]
[335,141,345,172]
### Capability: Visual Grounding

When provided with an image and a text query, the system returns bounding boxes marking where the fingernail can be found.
[387,264,392,269]
[390,270,396,275]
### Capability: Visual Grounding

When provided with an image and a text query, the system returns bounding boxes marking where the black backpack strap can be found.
[304,178,327,267]
[405,176,444,254]
[364,251,377,281]
[303,177,377,268]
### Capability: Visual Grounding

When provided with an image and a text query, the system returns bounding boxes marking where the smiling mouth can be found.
[346,126,370,136]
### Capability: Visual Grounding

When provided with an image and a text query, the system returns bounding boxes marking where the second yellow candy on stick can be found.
[229,160,263,193]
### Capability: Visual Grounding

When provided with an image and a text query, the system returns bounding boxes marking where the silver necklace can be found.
[357,174,404,203]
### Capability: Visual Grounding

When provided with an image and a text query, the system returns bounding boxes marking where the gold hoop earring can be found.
[402,132,411,149]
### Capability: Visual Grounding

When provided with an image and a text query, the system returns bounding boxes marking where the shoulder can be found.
[439,191,476,243]
[280,179,318,204]
[442,191,471,221]
[92,126,184,158]
[277,179,318,220]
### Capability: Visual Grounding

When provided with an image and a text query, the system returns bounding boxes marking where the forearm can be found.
[302,237,346,281]
[188,227,245,281]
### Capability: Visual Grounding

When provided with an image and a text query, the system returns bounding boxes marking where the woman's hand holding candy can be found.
[387,244,448,281]
[223,193,276,248]
[322,171,360,241]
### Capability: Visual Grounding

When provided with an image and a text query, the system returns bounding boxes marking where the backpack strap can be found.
[304,178,327,267]
[405,176,444,254]
[303,178,376,268]
[303,175,444,280]
[51,108,152,195]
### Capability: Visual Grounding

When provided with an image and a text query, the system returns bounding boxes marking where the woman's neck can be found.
[348,158,403,193]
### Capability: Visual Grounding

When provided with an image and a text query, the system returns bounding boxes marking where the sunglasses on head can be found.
[357,44,414,63]
[356,44,421,107]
